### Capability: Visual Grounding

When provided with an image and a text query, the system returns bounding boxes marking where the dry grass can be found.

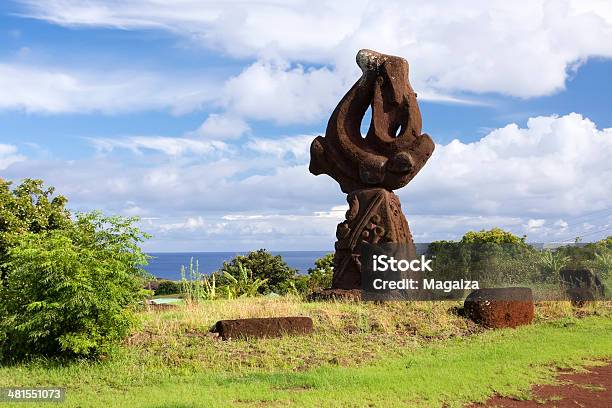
[127,297,612,374]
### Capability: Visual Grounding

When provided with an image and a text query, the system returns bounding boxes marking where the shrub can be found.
[0,178,72,280]
[307,253,334,291]
[461,228,527,245]
[155,280,182,296]
[427,228,537,286]
[0,209,150,362]
[219,249,297,294]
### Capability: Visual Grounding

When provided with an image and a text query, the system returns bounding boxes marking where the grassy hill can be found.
[1,298,611,407]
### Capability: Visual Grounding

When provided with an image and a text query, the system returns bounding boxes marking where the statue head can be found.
[310,49,434,193]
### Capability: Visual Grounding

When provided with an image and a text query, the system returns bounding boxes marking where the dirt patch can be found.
[472,361,612,407]
[464,288,534,328]
[212,316,313,340]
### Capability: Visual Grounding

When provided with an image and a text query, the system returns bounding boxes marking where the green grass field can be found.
[1,298,611,407]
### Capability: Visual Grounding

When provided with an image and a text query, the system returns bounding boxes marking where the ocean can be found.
[144,251,332,280]
[143,245,431,280]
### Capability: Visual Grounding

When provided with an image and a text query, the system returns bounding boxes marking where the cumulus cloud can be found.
[90,136,229,156]
[4,1,612,125]
[221,60,347,124]
[0,144,26,170]
[403,113,612,221]
[15,0,612,100]
[4,113,612,249]
[0,63,218,114]
[246,134,313,161]
[192,114,250,140]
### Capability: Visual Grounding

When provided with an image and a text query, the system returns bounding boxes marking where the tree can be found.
[218,249,297,294]
[428,228,536,286]
[306,253,334,291]
[0,178,71,280]
[461,227,527,245]
[0,179,150,362]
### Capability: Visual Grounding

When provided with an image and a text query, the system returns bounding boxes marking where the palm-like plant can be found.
[222,262,267,299]
[589,251,612,279]
[538,250,569,283]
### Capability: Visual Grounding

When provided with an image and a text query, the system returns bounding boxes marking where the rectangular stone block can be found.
[212,316,313,340]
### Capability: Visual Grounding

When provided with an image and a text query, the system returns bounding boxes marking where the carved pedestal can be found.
[333,188,416,289]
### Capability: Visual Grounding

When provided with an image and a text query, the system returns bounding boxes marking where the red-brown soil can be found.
[473,361,612,407]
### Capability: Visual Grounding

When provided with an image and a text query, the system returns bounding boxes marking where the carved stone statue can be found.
[309,49,434,290]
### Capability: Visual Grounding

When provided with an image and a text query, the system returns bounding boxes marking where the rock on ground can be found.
[212,316,313,340]
[464,287,534,328]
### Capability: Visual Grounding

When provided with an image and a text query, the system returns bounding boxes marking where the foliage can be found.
[180,258,219,302]
[154,280,182,296]
[427,228,537,286]
[219,249,297,294]
[537,250,569,283]
[0,178,72,279]
[461,227,527,245]
[555,236,612,273]
[585,250,612,279]
[306,253,334,291]
[221,262,268,298]
[0,211,150,362]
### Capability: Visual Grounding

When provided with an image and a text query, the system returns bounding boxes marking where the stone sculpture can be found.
[310,49,434,290]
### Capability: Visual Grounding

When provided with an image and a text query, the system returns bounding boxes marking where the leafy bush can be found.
[219,249,297,294]
[0,180,150,362]
[306,253,334,291]
[555,236,612,272]
[155,280,182,296]
[427,228,537,286]
[461,228,527,245]
[0,178,72,280]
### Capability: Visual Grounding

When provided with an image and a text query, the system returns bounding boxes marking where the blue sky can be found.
[1,0,612,251]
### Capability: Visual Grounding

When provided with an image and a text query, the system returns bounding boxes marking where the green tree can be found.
[0,180,150,362]
[306,253,334,291]
[0,178,71,280]
[219,249,297,294]
[428,229,536,286]
[461,227,527,245]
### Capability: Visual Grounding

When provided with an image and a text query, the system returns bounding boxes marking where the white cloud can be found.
[222,60,346,124]
[157,216,208,232]
[526,219,546,232]
[90,136,229,156]
[0,144,26,170]
[402,113,612,233]
[0,63,218,114]
[246,134,313,161]
[4,113,612,249]
[192,113,250,140]
[16,0,612,99]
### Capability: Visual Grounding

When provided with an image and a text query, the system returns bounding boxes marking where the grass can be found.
[1,298,611,407]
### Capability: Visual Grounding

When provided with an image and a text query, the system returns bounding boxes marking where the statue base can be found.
[332,188,416,289]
